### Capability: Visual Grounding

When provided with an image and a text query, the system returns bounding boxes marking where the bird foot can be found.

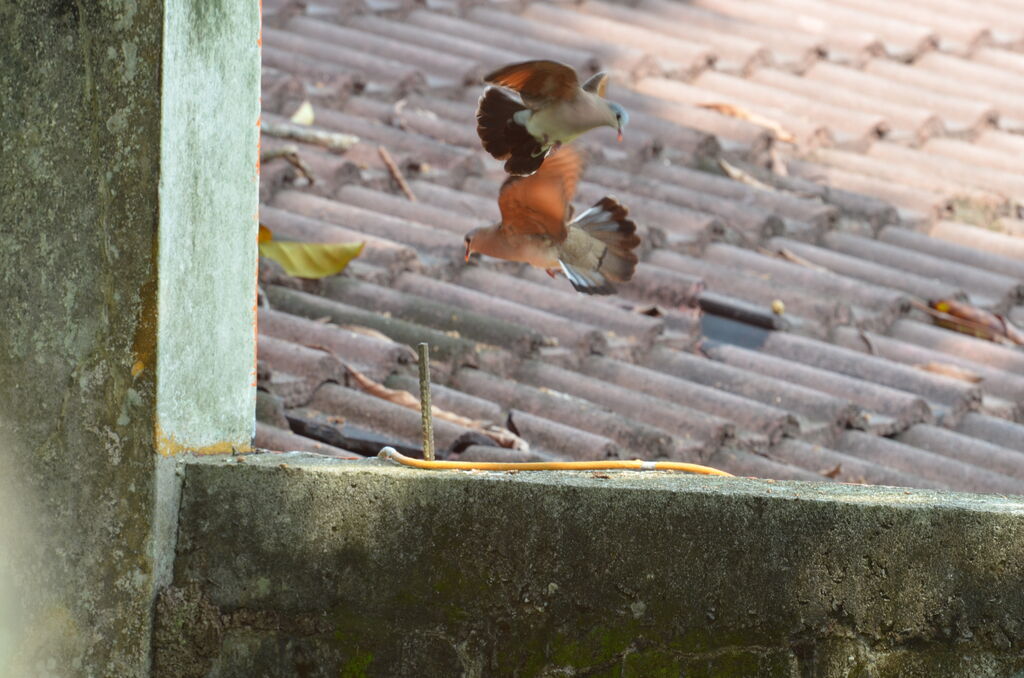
[545,268,558,278]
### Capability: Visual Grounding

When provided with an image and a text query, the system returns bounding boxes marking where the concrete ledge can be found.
[157,454,1024,677]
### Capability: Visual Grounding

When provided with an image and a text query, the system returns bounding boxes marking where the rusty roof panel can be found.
[822,230,1024,311]
[808,61,997,135]
[836,431,1022,495]
[466,6,658,78]
[898,425,1024,482]
[693,70,889,149]
[645,346,862,438]
[710,448,824,481]
[451,368,708,460]
[581,354,799,443]
[688,0,885,64]
[635,77,834,149]
[924,221,1024,263]
[515,359,736,461]
[455,267,665,347]
[771,237,966,304]
[768,439,948,489]
[889,320,1024,376]
[759,331,982,426]
[290,15,481,86]
[956,413,1024,454]
[406,10,597,71]
[522,3,716,79]
[263,27,425,91]
[761,0,939,61]
[390,272,610,355]
[255,422,363,458]
[780,157,949,223]
[832,326,1024,406]
[748,67,943,144]
[579,0,771,76]
[639,0,824,73]
[259,204,420,272]
[878,225,1024,282]
[273,190,462,258]
[255,0,1024,491]
[612,87,773,161]
[705,341,933,433]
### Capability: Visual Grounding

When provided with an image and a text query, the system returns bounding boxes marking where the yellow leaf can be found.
[258,240,364,279]
[290,100,315,126]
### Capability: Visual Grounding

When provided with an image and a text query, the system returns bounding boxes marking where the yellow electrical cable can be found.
[378,447,733,477]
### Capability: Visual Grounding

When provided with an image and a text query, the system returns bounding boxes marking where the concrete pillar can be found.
[0,2,259,675]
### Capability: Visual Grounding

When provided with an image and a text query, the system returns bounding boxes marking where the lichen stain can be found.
[111,0,138,32]
[155,423,249,457]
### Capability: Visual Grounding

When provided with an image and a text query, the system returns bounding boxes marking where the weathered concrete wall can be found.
[159,455,1024,678]
[0,2,258,676]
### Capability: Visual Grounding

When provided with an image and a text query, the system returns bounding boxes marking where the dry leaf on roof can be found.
[344,363,527,451]
[914,362,983,383]
[258,226,364,279]
[718,157,773,192]
[772,247,830,273]
[261,146,316,185]
[262,119,358,153]
[922,299,1024,346]
[821,463,842,479]
[341,324,395,342]
[378,145,416,202]
[290,100,315,126]
[696,102,796,144]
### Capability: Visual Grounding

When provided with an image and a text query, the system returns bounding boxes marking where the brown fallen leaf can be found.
[343,363,528,451]
[262,119,358,153]
[821,463,842,479]
[718,157,774,192]
[697,102,797,144]
[338,325,417,361]
[922,299,1024,345]
[340,324,393,342]
[774,247,831,273]
[258,225,364,279]
[261,146,316,185]
[914,362,983,383]
[378,145,416,202]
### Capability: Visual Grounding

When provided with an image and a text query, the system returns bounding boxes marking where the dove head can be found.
[608,102,628,143]
[464,224,501,263]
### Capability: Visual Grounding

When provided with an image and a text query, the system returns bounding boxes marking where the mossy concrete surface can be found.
[158,455,1024,677]
[0,2,258,676]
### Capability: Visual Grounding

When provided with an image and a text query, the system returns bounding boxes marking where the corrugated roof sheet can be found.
[255,0,1024,495]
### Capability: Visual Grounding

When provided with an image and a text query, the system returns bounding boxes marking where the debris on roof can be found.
[255,0,1024,494]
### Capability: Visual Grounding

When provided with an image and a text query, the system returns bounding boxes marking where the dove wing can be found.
[497,146,582,242]
[485,60,580,110]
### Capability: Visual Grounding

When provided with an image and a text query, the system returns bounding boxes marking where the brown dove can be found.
[476,60,629,176]
[463,146,640,295]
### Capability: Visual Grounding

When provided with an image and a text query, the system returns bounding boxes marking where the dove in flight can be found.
[476,60,629,176]
[463,146,640,295]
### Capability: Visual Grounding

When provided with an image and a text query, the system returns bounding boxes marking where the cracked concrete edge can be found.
[156,454,1024,677]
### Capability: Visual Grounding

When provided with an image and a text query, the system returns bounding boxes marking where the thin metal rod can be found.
[417,342,435,461]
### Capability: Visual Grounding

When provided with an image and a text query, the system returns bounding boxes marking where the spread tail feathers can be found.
[561,197,641,295]
[475,87,545,175]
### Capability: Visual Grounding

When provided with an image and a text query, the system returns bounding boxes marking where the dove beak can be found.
[617,128,624,143]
